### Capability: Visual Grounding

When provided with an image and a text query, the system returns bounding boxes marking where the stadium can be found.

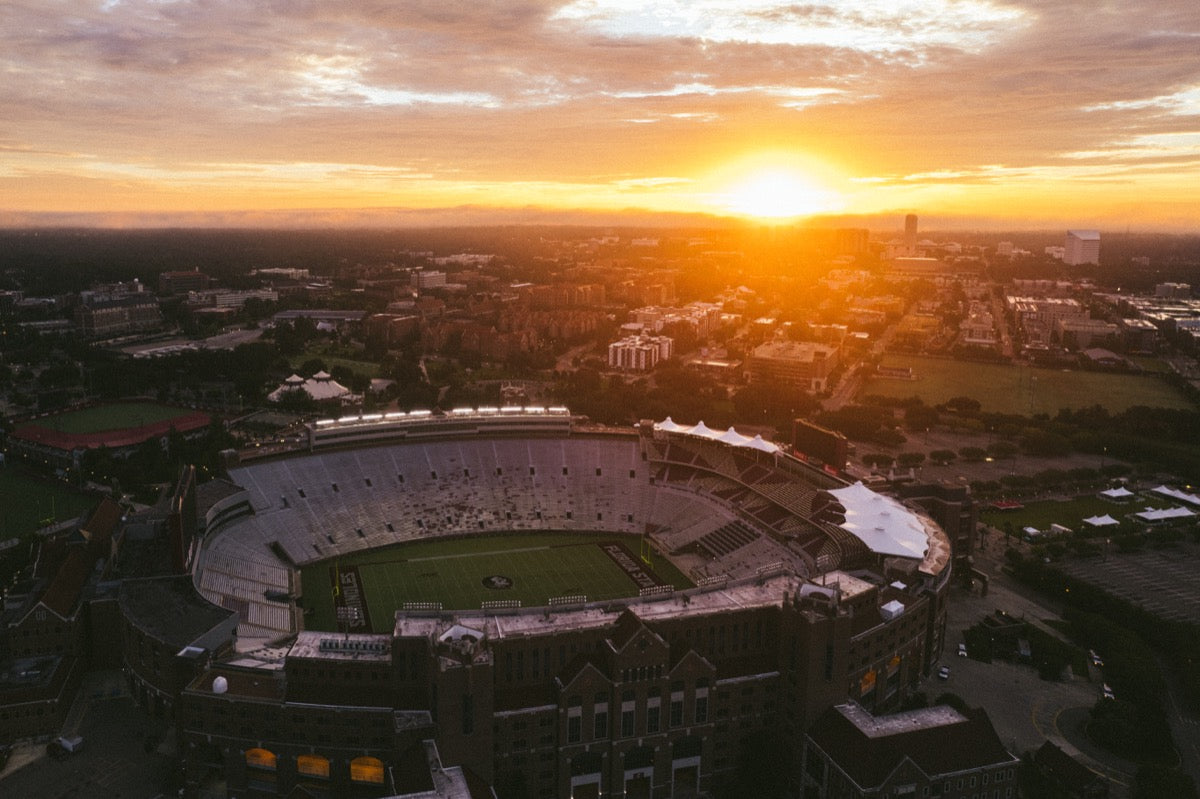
[8,401,211,472]
[171,408,952,798]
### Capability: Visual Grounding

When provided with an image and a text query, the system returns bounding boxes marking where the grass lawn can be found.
[0,468,98,541]
[980,495,1175,536]
[862,356,1193,415]
[292,346,380,379]
[36,402,194,434]
[300,532,693,632]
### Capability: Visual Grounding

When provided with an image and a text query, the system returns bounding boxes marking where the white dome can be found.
[212,676,228,694]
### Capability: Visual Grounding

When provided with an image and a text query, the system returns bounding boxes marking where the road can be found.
[940,563,1138,796]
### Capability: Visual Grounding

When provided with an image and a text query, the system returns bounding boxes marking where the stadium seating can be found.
[194,429,859,641]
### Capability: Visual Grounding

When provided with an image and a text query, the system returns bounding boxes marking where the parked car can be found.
[1102,683,1115,700]
[957,643,968,658]
[47,735,83,759]
[937,666,951,680]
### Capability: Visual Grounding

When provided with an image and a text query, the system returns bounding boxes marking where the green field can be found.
[863,356,1193,415]
[36,402,195,434]
[291,346,380,379]
[299,532,693,632]
[0,468,98,541]
[980,494,1177,536]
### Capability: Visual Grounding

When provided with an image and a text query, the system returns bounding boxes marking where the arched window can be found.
[245,748,277,771]
[297,754,330,779]
[350,755,385,784]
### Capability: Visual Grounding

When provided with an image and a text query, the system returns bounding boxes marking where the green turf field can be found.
[862,356,1193,415]
[0,468,98,541]
[299,532,693,632]
[34,402,195,434]
[979,494,1177,536]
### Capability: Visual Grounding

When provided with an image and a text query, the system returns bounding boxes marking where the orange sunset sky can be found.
[2,0,1199,229]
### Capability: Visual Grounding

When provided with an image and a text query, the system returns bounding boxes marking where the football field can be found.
[300,532,693,633]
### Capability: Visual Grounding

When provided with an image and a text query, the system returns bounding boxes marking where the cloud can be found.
[1,0,1199,227]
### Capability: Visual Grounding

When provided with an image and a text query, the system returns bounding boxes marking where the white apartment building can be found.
[1064,230,1100,265]
[608,334,673,371]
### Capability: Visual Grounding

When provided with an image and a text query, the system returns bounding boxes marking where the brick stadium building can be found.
[137,409,957,799]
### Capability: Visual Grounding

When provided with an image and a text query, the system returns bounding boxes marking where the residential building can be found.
[608,335,673,371]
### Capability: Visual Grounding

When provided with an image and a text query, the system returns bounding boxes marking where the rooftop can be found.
[119,575,236,648]
[289,631,392,662]
[394,572,875,642]
[808,702,1017,789]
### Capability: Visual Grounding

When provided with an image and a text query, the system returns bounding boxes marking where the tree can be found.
[861,453,894,469]
[904,404,939,431]
[959,446,988,461]
[941,396,982,415]
[933,692,968,712]
[988,441,1018,460]
[1135,766,1199,799]
[929,449,957,465]
[897,452,926,469]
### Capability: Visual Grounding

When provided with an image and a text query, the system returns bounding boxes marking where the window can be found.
[350,756,385,784]
[462,695,474,735]
[647,703,661,733]
[670,696,684,728]
[568,713,582,743]
[594,708,609,739]
[296,754,329,779]
[621,708,635,738]
[245,748,277,771]
[694,694,708,724]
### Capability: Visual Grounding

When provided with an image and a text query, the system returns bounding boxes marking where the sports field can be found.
[0,468,98,541]
[300,532,693,633]
[979,495,1178,536]
[38,402,196,434]
[863,356,1193,415]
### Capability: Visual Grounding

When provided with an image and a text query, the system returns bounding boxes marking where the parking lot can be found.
[936,570,1137,796]
[1055,542,1200,625]
[0,672,176,799]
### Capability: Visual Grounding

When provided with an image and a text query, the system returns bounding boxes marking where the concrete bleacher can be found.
[198,435,660,638]
[695,521,759,559]
[198,428,861,640]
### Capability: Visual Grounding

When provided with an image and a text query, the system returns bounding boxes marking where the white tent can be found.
[1082,514,1120,528]
[1133,506,1195,523]
[1150,485,1200,507]
[1098,486,1134,501]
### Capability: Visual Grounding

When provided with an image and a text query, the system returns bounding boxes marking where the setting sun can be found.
[716,167,843,221]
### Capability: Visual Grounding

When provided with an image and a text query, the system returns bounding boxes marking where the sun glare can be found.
[718,167,841,220]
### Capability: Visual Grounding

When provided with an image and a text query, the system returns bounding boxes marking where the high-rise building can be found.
[904,214,918,255]
[1063,230,1100,265]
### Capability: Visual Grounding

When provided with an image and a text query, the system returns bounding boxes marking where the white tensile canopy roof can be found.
[827,481,929,560]
[1134,506,1196,523]
[1083,514,1120,527]
[1151,485,1200,507]
[653,418,781,455]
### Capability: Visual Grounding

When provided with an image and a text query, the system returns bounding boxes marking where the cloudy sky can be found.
[3,0,1199,229]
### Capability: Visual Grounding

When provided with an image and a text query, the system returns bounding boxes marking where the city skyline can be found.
[3,0,1199,230]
